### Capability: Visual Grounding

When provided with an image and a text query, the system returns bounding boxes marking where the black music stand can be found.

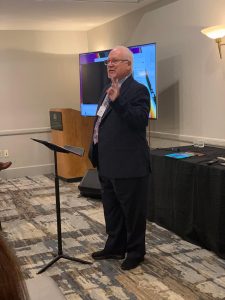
[31,138,92,274]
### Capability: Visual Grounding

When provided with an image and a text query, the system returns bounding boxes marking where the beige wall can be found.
[88,0,225,148]
[0,31,88,178]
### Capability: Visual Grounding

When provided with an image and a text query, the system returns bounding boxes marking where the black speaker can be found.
[78,169,101,199]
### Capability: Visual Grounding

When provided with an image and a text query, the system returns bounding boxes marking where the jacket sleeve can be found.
[109,84,150,129]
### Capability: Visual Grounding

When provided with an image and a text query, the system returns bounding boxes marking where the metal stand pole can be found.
[37,151,91,274]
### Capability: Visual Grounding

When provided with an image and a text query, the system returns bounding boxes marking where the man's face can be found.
[106,49,132,81]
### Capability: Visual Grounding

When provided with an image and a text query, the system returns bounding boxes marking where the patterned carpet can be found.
[1,174,225,300]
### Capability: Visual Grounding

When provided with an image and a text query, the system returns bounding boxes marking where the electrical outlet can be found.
[4,149,9,157]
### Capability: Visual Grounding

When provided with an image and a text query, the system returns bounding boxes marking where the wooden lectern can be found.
[50,109,94,181]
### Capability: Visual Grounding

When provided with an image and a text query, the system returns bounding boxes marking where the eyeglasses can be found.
[104,59,129,66]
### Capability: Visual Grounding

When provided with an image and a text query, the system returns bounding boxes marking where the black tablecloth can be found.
[148,145,225,258]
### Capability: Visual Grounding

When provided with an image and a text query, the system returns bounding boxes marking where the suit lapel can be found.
[93,86,109,125]
[102,100,112,120]
[101,76,134,121]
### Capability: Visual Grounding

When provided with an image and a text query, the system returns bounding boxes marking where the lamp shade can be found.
[201,25,225,39]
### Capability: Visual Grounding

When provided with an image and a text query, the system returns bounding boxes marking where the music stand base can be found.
[37,253,92,274]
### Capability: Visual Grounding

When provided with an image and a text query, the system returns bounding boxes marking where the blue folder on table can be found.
[165,152,195,159]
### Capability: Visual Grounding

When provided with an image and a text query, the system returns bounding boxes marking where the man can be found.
[89,46,151,270]
[0,161,12,171]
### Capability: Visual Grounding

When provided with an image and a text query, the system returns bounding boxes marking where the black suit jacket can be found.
[89,75,151,179]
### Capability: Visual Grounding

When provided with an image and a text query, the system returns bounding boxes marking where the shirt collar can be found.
[118,73,132,87]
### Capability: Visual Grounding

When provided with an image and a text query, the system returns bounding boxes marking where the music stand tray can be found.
[32,138,92,274]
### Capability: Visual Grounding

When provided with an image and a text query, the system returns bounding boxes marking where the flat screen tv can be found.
[79,43,157,119]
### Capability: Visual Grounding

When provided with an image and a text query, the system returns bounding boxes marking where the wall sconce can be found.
[201,25,225,59]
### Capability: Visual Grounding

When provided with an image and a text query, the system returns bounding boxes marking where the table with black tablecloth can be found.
[148,145,225,258]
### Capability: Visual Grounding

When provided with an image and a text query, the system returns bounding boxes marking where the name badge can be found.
[97,105,106,117]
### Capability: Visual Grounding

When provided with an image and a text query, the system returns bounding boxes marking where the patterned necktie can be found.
[93,95,110,144]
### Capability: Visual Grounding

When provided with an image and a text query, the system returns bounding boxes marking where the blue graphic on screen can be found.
[79,43,157,118]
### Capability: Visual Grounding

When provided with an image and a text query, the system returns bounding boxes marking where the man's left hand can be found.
[107,78,120,102]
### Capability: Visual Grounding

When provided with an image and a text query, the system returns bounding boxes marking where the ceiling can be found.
[0,0,162,31]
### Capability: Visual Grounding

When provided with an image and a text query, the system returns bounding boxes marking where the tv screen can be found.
[79,43,157,119]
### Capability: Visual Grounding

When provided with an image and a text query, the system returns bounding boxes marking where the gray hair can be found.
[112,45,133,67]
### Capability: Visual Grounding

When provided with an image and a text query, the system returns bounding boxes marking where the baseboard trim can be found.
[0,164,54,179]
